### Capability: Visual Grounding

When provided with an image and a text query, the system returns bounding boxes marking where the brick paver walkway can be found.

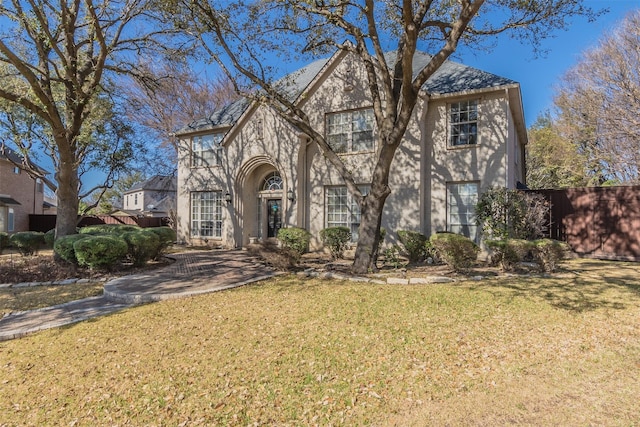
[0,250,277,341]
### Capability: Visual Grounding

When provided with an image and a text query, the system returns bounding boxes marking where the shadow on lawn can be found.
[468,259,640,313]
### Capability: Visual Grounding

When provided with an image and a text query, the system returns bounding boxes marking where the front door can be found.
[267,199,282,238]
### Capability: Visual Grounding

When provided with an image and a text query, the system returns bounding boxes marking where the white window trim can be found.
[325,185,370,242]
[190,191,223,239]
[191,133,224,168]
[446,181,479,242]
[326,108,375,154]
[448,99,479,148]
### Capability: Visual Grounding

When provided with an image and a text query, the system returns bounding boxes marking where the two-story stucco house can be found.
[175,49,527,250]
[0,148,47,233]
[122,175,177,218]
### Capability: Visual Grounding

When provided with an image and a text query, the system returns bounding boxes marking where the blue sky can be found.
[460,0,640,125]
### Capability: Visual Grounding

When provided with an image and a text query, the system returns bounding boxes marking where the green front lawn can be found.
[1,259,639,425]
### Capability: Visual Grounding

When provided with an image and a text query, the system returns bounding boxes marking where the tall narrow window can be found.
[450,100,478,146]
[36,178,43,193]
[447,182,479,241]
[191,191,223,238]
[325,185,369,241]
[8,208,14,232]
[192,133,223,167]
[327,108,374,153]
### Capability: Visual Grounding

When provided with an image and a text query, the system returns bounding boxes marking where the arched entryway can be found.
[236,157,292,246]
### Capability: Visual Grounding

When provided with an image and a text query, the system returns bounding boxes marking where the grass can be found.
[1,258,639,425]
[0,282,104,316]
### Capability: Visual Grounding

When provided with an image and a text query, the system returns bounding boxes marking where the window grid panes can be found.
[327,109,374,153]
[447,182,479,242]
[450,100,478,146]
[326,185,369,241]
[191,191,223,238]
[192,133,223,167]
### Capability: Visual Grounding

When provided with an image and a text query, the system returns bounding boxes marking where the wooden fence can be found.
[29,214,166,232]
[531,186,640,261]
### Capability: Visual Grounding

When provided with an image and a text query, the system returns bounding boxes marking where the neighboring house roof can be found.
[0,146,49,175]
[144,195,175,213]
[178,50,518,135]
[124,175,177,195]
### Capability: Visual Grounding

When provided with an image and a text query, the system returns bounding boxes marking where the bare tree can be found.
[175,0,598,273]
[123,61,239,168]
[555,9,640,185]
[0,0,180,237]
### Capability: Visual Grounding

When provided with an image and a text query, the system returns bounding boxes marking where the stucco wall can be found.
[176,51,521,250]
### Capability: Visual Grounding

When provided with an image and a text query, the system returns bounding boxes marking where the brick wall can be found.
[0,159,45,232]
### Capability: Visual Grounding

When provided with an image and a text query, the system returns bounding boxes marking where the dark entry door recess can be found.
[267,199,282,238]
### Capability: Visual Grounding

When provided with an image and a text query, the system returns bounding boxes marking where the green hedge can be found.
[79,224,141,235]
[44,229,56,247]
[320,226,351,260]
[533,239,566,272]
[146,226,176,259]
[54,234,91,264]
[277,227,311,263]
[73,235,128,270]
[123,231,161,266]
[485,239,535,271]
[430,233,479,271]
[9,231,45,256]
[397,230,429,263]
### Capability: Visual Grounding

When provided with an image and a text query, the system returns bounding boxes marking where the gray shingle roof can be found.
[180,50,515,133]
[125,175,176,194]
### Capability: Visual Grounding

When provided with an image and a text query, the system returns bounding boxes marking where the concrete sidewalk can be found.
[0,250,277,341]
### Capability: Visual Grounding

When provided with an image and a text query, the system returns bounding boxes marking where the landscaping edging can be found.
[0,278,97,289]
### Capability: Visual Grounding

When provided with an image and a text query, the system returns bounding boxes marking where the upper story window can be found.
[192,133,223,167]
[327,108,374,153]
[13,166,20,174]
[36,178,43,193]
[450,100,478,147]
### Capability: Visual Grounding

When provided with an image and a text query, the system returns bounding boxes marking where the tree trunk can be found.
[55,153,80,238]
[352,188,388,274]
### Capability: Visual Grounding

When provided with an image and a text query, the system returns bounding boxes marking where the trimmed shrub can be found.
[9,231,45,256]
[430,232,479,271]
[277,227,311,263]
[123,231,161,266]
[54,234,91,264]
[73,235,128,270]
[0,232,9,254]
[397,230,429,262]
[146,226,177,259]
[383,245,403,269]
[44,229,56,247]
[486,239,535,271]
[79,224,140,235]
[533,239,566,272]
[320,226,351,260]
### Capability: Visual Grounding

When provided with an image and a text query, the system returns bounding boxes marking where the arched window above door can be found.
[262,172,283,191]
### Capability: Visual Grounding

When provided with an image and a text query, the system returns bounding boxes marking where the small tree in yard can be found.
[174,0,599,274]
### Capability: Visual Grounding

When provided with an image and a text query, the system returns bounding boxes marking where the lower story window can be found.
[325,185,369,241]
[8,208,14,233]
[447,182,479,242]
[191,191,222,238]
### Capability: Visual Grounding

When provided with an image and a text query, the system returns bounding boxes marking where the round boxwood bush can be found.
[430,232,479,272]
[123,230,161,266]
[44,229,56,247]
[9,231,45,256]
[73,235,128,270]
[320,226,351,260]
[146,226,177,259]
[277,227,311,263]
[54,234,90,264]
[79,224,141,235]
[0,232,9,254]
[397,230,429,262]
